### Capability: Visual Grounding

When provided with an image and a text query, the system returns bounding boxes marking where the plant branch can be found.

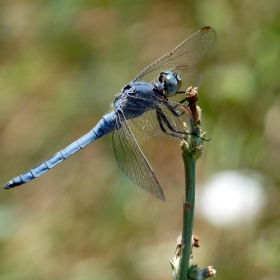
[171,87,206,280]
[178,139,197,279]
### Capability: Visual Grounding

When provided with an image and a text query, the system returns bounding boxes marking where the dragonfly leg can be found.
[163,102,187,117]
[177,96,198,104]
[156,108,186,139]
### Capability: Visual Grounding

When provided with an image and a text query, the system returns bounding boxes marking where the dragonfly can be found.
[2,27,216,201]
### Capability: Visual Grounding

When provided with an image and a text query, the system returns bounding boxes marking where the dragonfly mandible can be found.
[2,27,216,201]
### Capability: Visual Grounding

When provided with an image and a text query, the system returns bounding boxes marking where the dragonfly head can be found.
[159,70,182,97]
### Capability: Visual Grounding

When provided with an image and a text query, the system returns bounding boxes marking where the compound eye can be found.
[158,71,179,97]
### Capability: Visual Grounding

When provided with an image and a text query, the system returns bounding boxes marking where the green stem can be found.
[177,139,197,280]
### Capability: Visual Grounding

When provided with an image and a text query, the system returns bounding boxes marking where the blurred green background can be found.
[0,0,279,279]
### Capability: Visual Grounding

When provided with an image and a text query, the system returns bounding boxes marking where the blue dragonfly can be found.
[2,27,216,201]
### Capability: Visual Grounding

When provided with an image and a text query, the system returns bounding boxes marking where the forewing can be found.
[133,27,216,86]
[112,111,165,201]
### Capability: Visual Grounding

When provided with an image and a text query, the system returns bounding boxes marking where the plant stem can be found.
[177,138,197,280]
[171,87,204,280]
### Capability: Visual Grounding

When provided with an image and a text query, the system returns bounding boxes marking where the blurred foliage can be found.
[0,0,279,279]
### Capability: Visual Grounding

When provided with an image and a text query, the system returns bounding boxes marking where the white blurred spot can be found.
[197,170,266,227]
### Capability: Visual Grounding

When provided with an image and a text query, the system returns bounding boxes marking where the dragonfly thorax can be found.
[159,70,182,97]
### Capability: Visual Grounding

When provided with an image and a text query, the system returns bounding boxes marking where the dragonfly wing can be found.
[132,27,215,86]
[112,111,165,201]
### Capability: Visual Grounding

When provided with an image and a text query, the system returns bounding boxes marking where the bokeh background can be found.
[0,0,279,279]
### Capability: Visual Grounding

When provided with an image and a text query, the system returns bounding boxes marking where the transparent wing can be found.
[112,111,165,201]
[133,27,216,103]
[133,27,216,85]
[128,102,193,141]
